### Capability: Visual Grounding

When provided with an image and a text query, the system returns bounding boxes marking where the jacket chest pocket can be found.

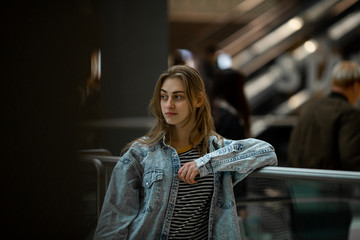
[142,169,163,212]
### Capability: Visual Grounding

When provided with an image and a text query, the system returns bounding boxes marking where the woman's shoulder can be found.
[123,137,163,156]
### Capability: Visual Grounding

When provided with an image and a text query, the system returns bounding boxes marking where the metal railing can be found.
[250,166,360,183]
[79,153,360,218]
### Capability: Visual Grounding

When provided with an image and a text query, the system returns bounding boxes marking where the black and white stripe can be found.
[168,148,214,240]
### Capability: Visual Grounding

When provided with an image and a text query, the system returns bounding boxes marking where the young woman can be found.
[94,65,277,239]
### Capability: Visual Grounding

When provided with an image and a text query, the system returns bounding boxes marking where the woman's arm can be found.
[178,138,277,184]
[94,152,142,239]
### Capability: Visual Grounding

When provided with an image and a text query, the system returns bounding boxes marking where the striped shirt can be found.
[168,146,214,240]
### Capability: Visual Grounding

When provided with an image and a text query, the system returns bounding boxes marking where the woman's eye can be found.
[175,95,183,99]
[161,95,168,100]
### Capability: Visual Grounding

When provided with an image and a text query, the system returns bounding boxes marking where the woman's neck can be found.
[169,122,197,149]
[169,127,190,149]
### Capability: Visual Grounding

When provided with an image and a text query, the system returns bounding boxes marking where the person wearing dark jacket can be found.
[288,60,360,240]
[288,60,360,171]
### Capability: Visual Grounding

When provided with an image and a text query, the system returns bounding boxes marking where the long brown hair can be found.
[127,65,221,156]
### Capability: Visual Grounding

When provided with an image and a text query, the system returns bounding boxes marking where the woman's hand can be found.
[178,161,199,184]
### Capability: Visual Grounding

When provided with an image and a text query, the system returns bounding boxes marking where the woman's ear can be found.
[194,93,204,108]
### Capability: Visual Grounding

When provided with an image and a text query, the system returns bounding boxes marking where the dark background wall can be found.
[99,0,168,155]
[101,0,168,118]
[2,2,100,239]
[3,0,167,238]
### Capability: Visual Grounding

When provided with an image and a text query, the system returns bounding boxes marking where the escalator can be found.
[169,0,360,164]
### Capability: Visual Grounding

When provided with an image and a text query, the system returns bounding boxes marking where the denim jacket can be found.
[94,136,277,240]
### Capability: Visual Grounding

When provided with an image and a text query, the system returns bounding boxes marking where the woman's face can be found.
[160,77,193,128]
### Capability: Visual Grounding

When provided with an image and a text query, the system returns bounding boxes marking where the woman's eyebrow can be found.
[160,89,185,94]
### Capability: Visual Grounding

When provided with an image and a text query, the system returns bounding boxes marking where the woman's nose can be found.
[166,98,174,108]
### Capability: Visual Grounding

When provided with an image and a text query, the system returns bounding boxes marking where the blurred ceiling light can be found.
[217,52,232,70]
[288,17,303,30]
[328,11,360,40]
[304,40,318,53]
[178,49,192,60]
[252,17,304,55]
[292,40,318,61]
[177,49,195,67]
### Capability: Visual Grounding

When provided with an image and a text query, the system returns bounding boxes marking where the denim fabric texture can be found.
[94,136,277,240]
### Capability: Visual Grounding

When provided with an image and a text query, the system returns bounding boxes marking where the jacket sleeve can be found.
[195,138,277,177]
[93,150,142,239]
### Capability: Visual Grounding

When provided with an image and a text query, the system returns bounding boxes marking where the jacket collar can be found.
[329,91,348,102]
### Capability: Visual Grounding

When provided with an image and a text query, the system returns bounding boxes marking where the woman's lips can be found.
[166,112,177,116]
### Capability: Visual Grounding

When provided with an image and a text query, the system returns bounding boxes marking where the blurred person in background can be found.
[288,60,360,240]
[288,60,360,171]
[209,68,251,140]
[199,44,220,93]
